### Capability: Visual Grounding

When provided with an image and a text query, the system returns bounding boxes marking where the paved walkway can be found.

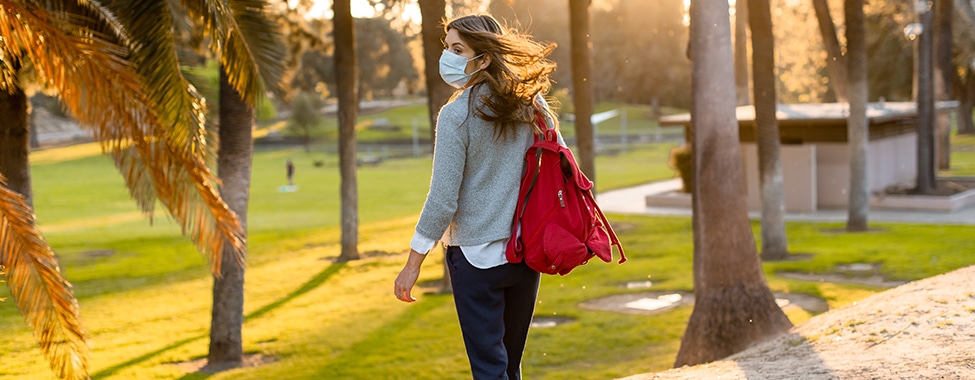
[596,179,975,225]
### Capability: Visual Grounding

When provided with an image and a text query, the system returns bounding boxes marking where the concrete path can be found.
[596,179,975,225]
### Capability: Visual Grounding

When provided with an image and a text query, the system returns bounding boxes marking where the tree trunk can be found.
[419,0,452,151]
[844,0,870,231]
[418,0,453,293]
[674,0,792,367]
[748,0,789,260]
[934,0,953,169]
[812,0,849,103]
[569,0,597,185]
[959,69,975,135]
[207,66,252,367]
[0,87,33,207]
[915,1,937,194]
[734,0,750,106]
[28,97,40,150]
[334,0,360,262]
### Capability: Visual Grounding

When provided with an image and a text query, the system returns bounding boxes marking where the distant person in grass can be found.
[286,158,294,186]
[394,14,561,380]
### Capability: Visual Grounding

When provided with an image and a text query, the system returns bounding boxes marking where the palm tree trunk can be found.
[812,0,849,103]
[845,0,870,231]
[749,0,789,260]
[207,66,252,367]
[934,0,953,169]
[334,0,360,262]
[959,69,975,135]
[569,0,597,184]
[418,0,453,293]
[915,1,937,194]
[674,0,792,367]
[0,87,33,207]
[734,0,750,106]
[420,0,452,150]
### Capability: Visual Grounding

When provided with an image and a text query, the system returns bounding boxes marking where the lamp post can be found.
[908,0,936,193]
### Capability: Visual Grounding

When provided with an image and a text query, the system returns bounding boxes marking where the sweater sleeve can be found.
[414,104,468,242]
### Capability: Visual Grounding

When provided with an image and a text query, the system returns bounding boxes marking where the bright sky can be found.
[296,0,421,21]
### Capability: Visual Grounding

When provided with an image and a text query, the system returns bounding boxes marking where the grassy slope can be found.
[2,107,973,379]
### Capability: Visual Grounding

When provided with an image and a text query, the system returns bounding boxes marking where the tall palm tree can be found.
[748,0,789,260]
[107,0,284,366]
[734,0,750,106]
[0,84,31,205]
[2,0,279,377]
[419,0,453,149]
[934,0,952,169]
[208,65,254,367]
[2,3,243,378]
[416,0,454,293]
[845,0,870,230]
[812,0,849,103]
[914,0,937,195]
[674,0,792,366]
[207,0,283,364]
[569,0,597,183]
[333,0,361,262]
[961,68,975,134]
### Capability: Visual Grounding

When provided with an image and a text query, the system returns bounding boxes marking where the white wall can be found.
[742,143,818,212]
[741,133,916,211]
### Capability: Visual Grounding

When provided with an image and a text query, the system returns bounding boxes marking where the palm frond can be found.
[0,0,244,269]
[110,0,213,165]
[181,0,285,103]
[0,174,88,380]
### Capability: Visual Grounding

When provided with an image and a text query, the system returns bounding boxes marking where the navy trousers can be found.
[446,245,541,380]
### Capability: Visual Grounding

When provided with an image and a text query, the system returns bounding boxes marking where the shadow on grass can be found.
[91,262,347,379]
[246,262,346,320]
[310,294,452,378]
[92,335,205,379]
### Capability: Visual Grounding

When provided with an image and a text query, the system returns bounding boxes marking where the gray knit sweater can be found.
[414,87,535,246]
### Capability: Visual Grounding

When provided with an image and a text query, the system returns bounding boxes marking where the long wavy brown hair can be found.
[445,14,558,140]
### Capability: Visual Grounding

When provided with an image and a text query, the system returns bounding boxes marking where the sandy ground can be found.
[620,265,975,380]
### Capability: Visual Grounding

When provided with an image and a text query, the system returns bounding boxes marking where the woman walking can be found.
[394,14,559,380]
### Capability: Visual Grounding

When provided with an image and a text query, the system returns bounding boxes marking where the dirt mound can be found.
[620,265,975,380]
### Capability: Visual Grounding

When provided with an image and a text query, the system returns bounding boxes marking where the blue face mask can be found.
[439,50,483,89]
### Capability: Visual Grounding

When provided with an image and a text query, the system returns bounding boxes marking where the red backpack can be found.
[505,115,626,275]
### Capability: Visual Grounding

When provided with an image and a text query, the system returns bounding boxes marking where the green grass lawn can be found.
[2,106,974,379]
[941,132,975,177]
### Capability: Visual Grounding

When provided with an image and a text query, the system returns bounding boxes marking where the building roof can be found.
[660,101,959,128]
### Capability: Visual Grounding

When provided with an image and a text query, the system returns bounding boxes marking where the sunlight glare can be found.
[292,0,378,19]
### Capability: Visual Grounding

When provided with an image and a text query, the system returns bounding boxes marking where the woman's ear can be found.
[478,55,492,70]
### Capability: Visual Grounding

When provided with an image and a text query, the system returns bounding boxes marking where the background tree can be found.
[415,0,455,293]
[845,0,870,230]
[356,18,419,99]
[590,0,690,109]
[735,0,751,106]
[952,0,975,134]
[2,1,251,377]
[812,0,849,102]
[208,64,255,369]
[333,0,361,262]
[864,2,914,101]
[569,0,597,181]
[934,0,952,169]
[674,0,793,366]
[419,0,453,147]
[914,0,937,194]
[110,0,284,368]
[209,0,284,367]
[291,90,326,151]
[749,0,790,260]
[0,76,31,206]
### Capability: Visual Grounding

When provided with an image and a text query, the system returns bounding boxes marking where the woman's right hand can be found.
[394,249,426,302]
